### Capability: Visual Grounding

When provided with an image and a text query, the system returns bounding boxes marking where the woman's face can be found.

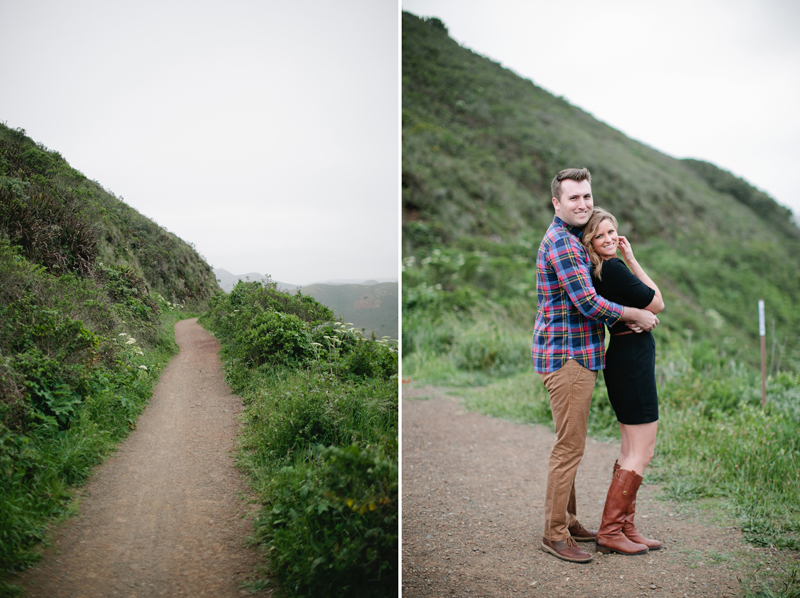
[591,218,618,260]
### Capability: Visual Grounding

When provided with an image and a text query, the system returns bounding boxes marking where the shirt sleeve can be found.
[548,235,624,326]
[602,258,656,309]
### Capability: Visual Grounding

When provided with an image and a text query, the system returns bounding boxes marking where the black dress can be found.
[593,258,659,425]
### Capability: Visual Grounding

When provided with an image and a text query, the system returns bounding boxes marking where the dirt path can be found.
[402,387,782,598]
[18,318,264,597]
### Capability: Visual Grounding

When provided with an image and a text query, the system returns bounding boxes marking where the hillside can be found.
[0,123,220,581]
[0,125,220,303]
[401,12,800,374]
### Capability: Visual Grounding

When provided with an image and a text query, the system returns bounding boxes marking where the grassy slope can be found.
[0,124,220,303]
[402,13,800,372]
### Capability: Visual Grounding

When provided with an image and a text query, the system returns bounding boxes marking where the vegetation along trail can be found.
[402,389,791,598]
[19,318,263,597]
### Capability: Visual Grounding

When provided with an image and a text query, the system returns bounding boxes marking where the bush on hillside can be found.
[238,308,314,367]
[261,445,397,598]
[0,180,97,277]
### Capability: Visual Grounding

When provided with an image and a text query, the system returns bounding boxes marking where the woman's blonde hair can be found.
[581,207,619,281]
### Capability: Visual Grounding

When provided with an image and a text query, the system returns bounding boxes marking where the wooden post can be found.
[759,299,766,408]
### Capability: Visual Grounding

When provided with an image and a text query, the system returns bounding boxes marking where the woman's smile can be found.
[592,218,619,260]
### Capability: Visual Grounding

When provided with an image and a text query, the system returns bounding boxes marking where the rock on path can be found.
[19,318,263,597]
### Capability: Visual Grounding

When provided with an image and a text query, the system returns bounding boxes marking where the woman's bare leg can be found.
[617,422,630,468]
[617,421,658,475]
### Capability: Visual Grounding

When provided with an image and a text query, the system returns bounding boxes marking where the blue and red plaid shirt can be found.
[532,217,624,373]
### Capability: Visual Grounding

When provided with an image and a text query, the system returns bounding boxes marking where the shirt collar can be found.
[554,216,585,239]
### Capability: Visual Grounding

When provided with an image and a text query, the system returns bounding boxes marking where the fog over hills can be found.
[214,268,396,292]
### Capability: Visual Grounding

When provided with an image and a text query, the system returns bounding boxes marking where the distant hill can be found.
[402,12,800,371]
[214,268,398,339]
[214,268,396,292]
[214,268,298,293]
[301,282,398,340]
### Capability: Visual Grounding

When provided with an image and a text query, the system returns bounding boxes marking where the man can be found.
[533,168,658,563]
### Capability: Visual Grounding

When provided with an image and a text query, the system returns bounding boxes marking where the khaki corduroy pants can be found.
[540,359,597,541]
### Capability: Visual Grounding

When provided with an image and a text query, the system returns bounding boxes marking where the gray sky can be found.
[402,0,800,219]
[0,0,398,286]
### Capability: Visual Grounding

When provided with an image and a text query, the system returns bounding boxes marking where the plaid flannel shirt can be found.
[532,217,625,373]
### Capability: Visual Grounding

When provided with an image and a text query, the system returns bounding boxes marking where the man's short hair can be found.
[551,168,592,201]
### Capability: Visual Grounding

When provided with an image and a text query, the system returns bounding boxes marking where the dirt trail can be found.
[402,387,782,598]
[18,318,264,597]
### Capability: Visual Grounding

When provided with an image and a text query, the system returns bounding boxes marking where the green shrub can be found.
[258,445,397,598]
[238,308,313,367]
[0,166,97,278]
[341,340,398,381]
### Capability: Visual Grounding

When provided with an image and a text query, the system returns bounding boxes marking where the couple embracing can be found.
[533,168,664,563]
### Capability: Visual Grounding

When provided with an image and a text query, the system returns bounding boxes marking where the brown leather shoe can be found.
[541,537,593,563]
[568,521,597,542]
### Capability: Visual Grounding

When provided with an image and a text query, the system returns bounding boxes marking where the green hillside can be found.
[0,125,219,303]
[0,123,219,584]
[401,12,800,575]
[301,282,398,340]
[402,12,800,374]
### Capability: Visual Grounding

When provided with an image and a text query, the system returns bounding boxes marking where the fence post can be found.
[759,299,766,408]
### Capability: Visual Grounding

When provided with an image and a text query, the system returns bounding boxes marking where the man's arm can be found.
[549,236,625,327]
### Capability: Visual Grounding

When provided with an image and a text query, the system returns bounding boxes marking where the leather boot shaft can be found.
[612,461,662,550]
[596,468,648,555]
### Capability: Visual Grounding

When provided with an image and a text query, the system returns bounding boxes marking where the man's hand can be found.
[621,307,659,332]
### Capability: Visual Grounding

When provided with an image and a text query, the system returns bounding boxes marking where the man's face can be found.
[552,179,593,228]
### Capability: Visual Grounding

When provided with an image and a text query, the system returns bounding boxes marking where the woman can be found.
[581,207,664,556]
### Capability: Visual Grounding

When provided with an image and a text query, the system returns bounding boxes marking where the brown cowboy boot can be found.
[622,471,662,550]
[596,469,648,555]
[612,462,661,550]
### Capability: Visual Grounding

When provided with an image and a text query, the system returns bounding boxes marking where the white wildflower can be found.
[126,338,136,344]
[138,365,148,371]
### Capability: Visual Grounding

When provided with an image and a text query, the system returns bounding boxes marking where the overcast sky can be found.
[402,0,800,219]
[0,0,398,286]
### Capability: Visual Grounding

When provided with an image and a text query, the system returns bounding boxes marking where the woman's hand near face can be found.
[618,235,665,314]
[618,236,635,264]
